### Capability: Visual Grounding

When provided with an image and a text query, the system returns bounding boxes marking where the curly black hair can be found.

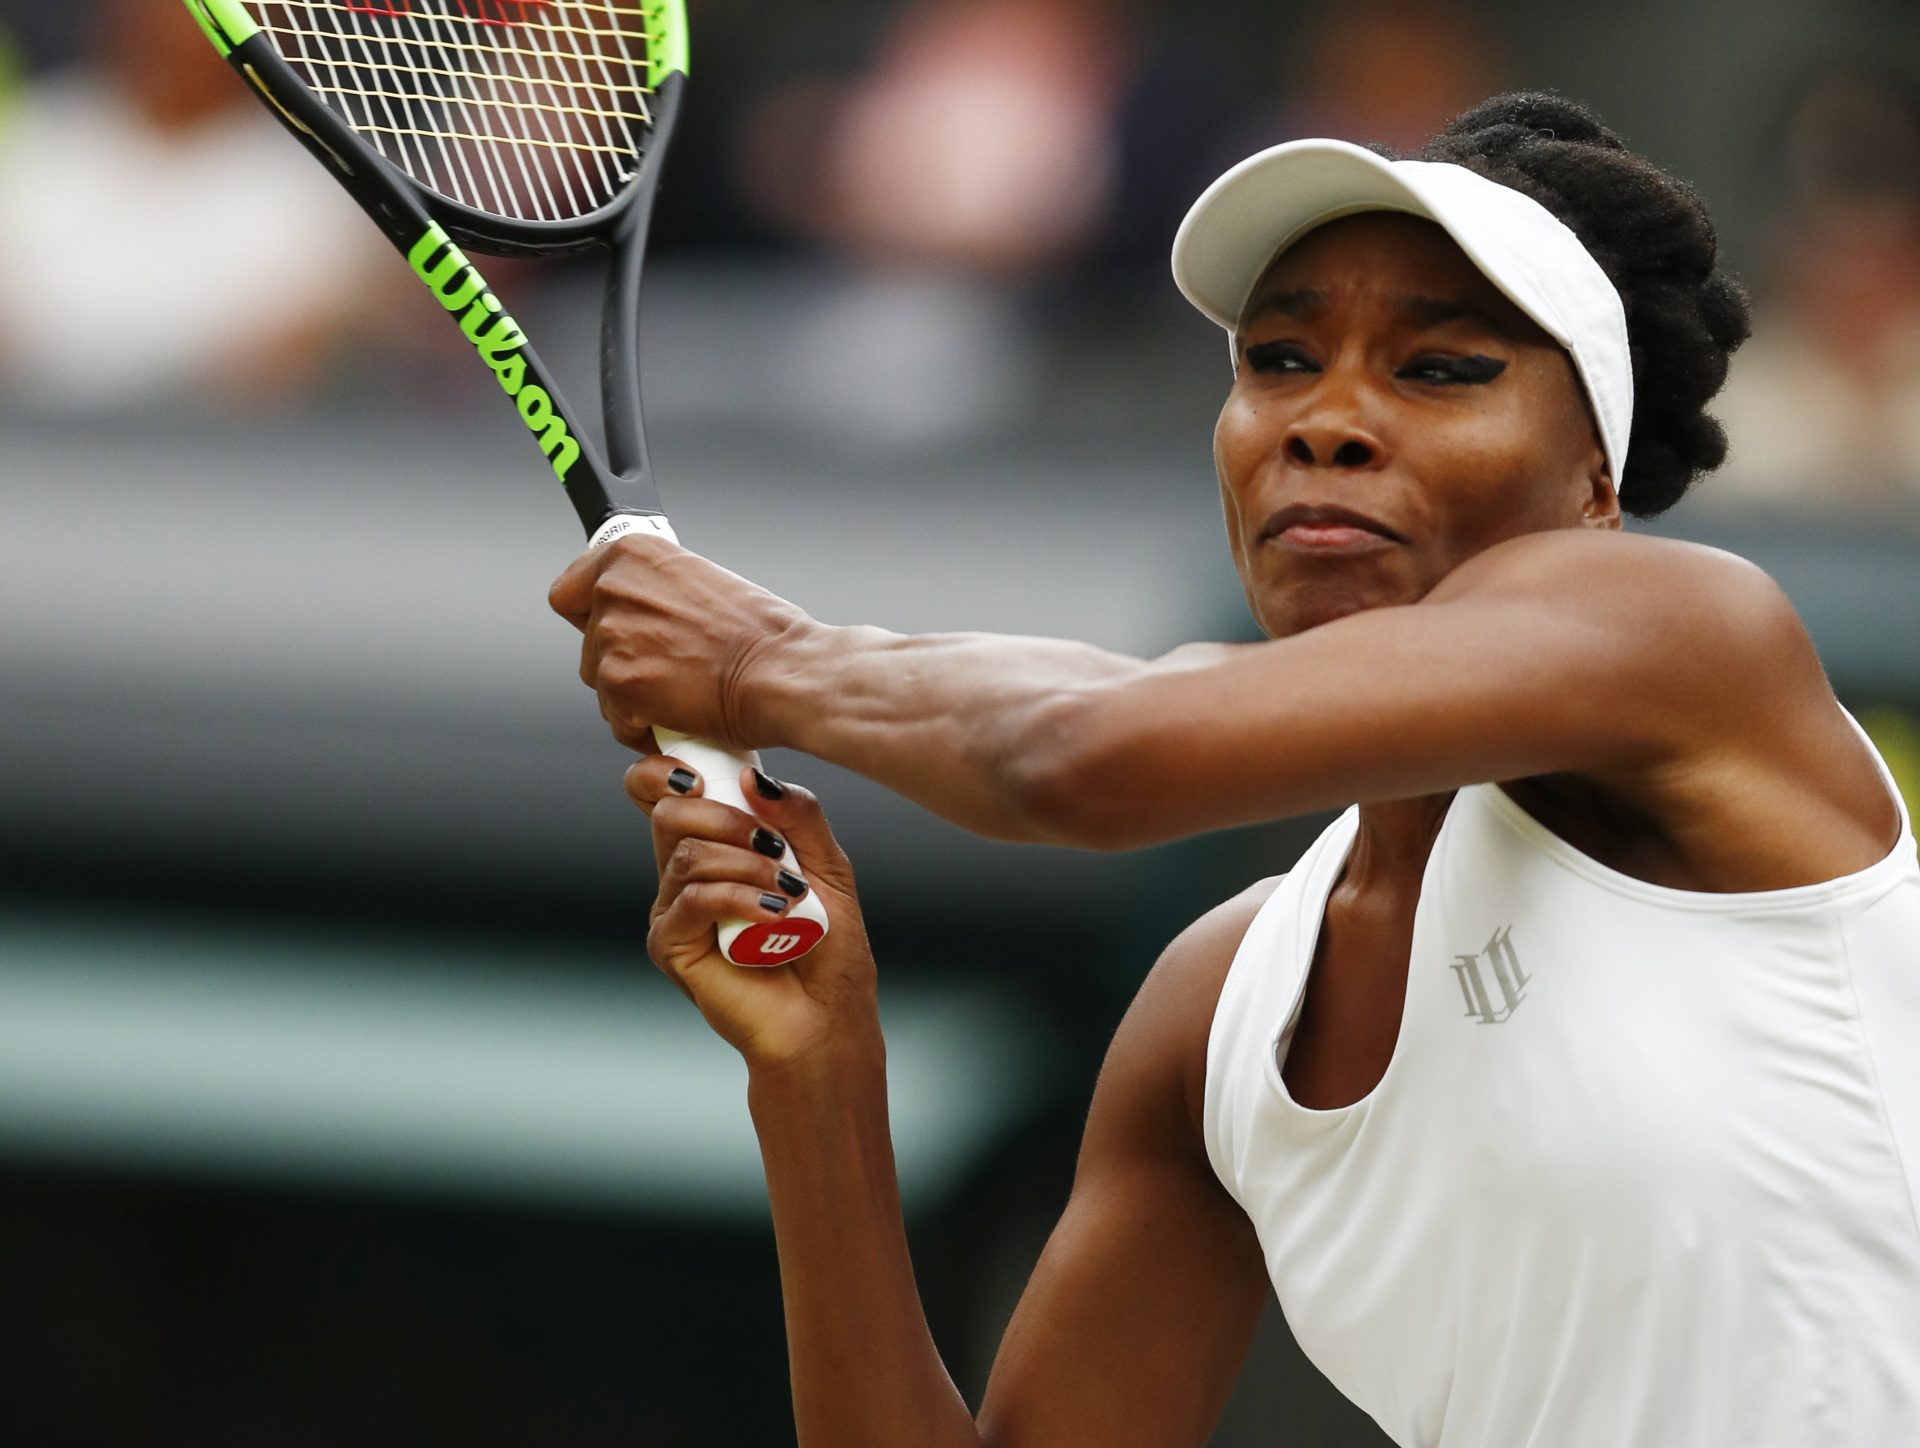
[1411,93,1751,518]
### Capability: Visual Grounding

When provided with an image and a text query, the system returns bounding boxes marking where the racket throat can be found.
[596,195,667,510]
[405,225,602,496]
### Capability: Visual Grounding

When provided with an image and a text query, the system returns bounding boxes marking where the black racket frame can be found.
[217,28,685,534]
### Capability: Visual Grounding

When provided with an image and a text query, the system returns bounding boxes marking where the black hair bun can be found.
[1418,92,1751,516]
[1432,92,1626,153]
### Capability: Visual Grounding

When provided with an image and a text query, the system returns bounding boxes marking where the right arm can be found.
[631,756,1274,1448]
[556,533,1855,869]
[975,884,1275,1445]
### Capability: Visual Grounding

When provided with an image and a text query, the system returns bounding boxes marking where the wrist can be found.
[739,613,828,749]
[746,1024,887,1109]
[743,618,885,754]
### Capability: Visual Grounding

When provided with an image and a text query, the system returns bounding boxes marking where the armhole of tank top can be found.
[1838,703,1913,842]
[1480,700,1917,912]
[1200,875,1295,1198]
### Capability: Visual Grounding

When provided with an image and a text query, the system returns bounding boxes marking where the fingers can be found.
[642,770,812,973]
[566,539,698,746]
[723,766,856,894]
[638,768,805,881]
[657,878,802,935]
[648,877,799,988]
[657,835,811,909]
[649,879,800,980]
[549,548,600,629]
[624,753,697,813]
[547,532,676,629]
[609,721,660,756]
[637,763,861,1000]
[647,835,810,982]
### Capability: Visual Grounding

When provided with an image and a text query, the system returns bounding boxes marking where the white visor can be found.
[1172,138,1633,491]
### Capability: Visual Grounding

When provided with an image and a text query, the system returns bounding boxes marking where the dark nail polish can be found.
[752,768,787,802]
[751,829,787,860]
[759,893,789,915]
[776,870,808,899]
[667,768,697,795]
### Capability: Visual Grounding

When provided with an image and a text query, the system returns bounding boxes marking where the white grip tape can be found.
[586,513,829,968]
[590,513,680,550]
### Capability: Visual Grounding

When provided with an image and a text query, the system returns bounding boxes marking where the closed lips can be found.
[1262,504,1405,542]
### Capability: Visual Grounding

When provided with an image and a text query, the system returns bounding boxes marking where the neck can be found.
[1345,791,1458,885]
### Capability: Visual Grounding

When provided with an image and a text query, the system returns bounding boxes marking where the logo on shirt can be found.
[1450,926,1528,1025]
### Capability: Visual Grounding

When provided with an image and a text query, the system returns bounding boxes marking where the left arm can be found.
[1011,530,1811,848]
[553,530,1816,850]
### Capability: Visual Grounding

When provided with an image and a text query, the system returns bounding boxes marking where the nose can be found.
[1286,432,1377,467]
[1283,385,1386,471]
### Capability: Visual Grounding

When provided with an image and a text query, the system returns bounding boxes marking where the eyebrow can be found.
[1243,288,1328,324]
[1393,294,1521,336]
[1238,289,1523,338]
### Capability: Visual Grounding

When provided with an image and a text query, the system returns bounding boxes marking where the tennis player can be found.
[551,94,1920,1445]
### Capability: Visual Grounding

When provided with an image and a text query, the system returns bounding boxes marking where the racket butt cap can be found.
[724,913,830,968]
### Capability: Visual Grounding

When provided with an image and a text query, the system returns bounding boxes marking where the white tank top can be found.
[1203,722,1920,1447]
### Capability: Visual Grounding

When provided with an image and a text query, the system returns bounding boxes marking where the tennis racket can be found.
[182,0,828,967]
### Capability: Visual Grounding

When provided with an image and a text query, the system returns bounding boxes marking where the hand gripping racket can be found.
[182,0,828,967]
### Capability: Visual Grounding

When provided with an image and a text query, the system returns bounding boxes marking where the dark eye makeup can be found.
[1243,341,1314,373]
[1239,343,1508,387]
[1399,354,1508,385]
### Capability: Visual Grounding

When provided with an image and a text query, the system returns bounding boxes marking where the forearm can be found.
[752,622,1156,844]
[748,1042,981,1448]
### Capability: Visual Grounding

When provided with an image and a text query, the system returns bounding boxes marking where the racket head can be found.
[184,0,688,255]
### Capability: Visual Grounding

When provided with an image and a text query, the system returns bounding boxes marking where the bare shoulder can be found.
[1434,531,1896,882]
[1431,529,1802,639]
[1092,877,1283,1154]
[1431,530,1823,737]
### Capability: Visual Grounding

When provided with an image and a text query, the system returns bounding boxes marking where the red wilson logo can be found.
[345,1,556,28]
[733,920,827,966]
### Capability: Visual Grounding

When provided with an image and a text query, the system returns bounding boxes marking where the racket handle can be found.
[588,514,830,969]
[655,732,830,968]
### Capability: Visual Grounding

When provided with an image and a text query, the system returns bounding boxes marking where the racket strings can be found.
[253,0,658,222]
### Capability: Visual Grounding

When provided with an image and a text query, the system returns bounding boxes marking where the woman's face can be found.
[1215,211,1617,639]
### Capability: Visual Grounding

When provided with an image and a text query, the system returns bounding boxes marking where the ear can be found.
[1579,447,1623,532]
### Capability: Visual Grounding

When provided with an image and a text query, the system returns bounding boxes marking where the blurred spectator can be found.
[740,0,1136,275]
[726,0,1149,447]
[0,0,394,410]
[1234,0,1510,157]
[1713,69,1920,513]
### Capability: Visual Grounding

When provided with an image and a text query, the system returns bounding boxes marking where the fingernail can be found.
[668,768,697,795]
[776,870,808,899]
[751,829,787,860]
[752,768,786,801]
[758,893,789,915]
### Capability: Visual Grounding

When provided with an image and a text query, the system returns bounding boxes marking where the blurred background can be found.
[5,0,1920,1443]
